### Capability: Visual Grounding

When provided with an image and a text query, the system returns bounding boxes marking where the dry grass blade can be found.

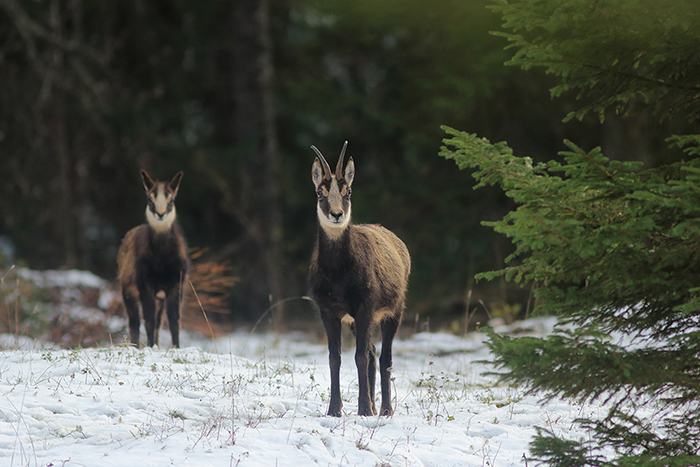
[181,249,239,337]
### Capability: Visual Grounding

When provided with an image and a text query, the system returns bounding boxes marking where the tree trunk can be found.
[231,0,285,324]
[50,0,77,269]
[258,0,285,323]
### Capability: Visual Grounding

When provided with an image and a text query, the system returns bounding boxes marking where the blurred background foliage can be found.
[0,0,683,330]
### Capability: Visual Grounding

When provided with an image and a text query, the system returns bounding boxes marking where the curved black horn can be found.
[335,141,348,179]
[311,145,332,180]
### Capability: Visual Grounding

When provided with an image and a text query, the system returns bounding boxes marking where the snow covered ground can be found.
[0,317,611,467]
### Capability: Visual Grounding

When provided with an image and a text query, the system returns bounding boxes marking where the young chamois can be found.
[308,142,410,417]
[117,170,189,348]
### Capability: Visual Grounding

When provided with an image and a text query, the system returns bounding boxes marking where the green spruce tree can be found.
[441,0,700,465]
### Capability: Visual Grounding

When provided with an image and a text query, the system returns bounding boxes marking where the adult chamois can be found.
[117,170,189,348]
[308,142,410,417]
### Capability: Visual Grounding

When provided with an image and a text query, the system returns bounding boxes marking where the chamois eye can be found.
[317,188,324,199]
[345,187,352,198]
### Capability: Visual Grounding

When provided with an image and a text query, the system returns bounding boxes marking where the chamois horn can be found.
[335,141,348,180]
[311,145,332,180]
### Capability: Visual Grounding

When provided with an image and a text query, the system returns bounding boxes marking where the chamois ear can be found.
[312,158,324,188]
[311,144,332,185]
[344,157,355,186]
[168,171,184,196]
[141,169,155,192]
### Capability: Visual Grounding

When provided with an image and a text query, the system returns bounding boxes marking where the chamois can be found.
[117,170,189,348]
[308,142,410,417]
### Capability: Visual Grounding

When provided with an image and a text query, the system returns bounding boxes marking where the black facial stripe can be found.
[317,182,330,197]
[318,197,331,216]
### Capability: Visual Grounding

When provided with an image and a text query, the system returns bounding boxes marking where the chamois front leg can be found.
[123,291,141,348]
[137,278,158,347]
[349,319,377,415]
[165,290,181,348]
[354,314,376,416]
[141,295,157,347]
[322,313,343,417]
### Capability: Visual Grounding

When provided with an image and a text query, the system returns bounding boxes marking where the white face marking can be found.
[146,186,176,232]
[317,178,351,239]
[153,189,171,216]
[147,206,176,232]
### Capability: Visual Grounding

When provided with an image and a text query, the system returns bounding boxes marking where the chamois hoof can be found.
[327,400,342,417]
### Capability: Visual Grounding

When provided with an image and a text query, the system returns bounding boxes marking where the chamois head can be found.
[311,141,355,237]
[141,170,183,233]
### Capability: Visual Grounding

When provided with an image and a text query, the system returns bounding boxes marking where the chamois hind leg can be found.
[123,290,141,348]
[354,313,376,416]
[154,296,165,347]
[321,312,343,417]
[379,313,400,416]
[165,291,181,348]
[368,340,378,415]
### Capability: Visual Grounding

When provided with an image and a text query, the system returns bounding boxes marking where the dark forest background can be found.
[0,0,685,329]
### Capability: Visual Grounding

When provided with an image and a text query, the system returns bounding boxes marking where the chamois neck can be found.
[146,206,177,233]
[318,220,352,246]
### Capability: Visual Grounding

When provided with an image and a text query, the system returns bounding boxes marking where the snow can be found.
[0,316,614,467]
[16,268,109,291]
